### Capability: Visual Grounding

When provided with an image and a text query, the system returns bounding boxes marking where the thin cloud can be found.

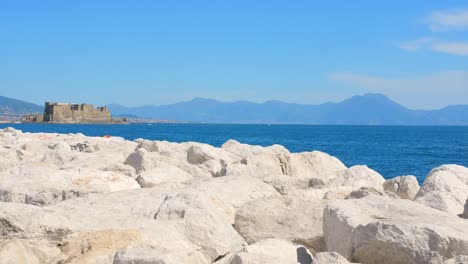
[432,42,468,56]
[329,71,468,109]
[399,38,432,51]
[400,38,468,56]
[427,8,468,31]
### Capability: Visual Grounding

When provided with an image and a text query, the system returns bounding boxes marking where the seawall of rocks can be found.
[0,127,467,264]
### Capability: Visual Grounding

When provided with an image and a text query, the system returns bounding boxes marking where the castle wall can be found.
[42,103,112,124]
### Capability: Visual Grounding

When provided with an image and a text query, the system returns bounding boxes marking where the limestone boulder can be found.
[0,239,61,264]
[289,151,347,177]
[0,202,70,237]
[324,195,468,264]
[0,132,140,206]
[415,165,468,216]
[47,188,176,231]
[156,189,247,261]
[215,239,312,264]
[314,252,353,264]
[125,148,212,178]
[463,198,468,219]
[443,255,468,264]
[221,140,272,159]
[383,175,420,200]
[345,187,400,200]
[113,247,208,264]
[234,195,325,253]
[136,163,193,187]
[309,165,385,191]
[135,139,160,152]
[29,187,234,262]
[190,175,279,223]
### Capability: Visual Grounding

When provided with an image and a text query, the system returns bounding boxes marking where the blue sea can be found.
[1,123,467,183]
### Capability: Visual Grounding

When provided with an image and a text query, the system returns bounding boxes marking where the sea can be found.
[1,123,467,183]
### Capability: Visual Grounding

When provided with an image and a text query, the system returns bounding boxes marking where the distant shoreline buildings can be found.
[23,102,127,124]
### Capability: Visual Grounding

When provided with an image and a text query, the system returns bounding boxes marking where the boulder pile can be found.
[0,127,467,264]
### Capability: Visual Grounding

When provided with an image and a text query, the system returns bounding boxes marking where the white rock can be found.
[443,255,468,264]
[136,163,193,187]
[125,148,212,178]
[309,165,385,190]
[345,187,400,200]
[156,189,247,261]
[190,175,279,224]
[0,239,57,264]
[215,239,312,264]
[234,195,325,253]
[463,198,468,219]
[136,139,160,152]
[0,132,139,206]
[324,195,468,264]
[113,247,209,264]
[415,165,468,215]
[314,252,352,264]
[0,202,70,237]
[47,188,175,230]
[383,175,420,200]
[289,151,347,178]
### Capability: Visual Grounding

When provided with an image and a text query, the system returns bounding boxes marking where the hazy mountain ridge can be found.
[0,96,43,118]
[1,94,467,125]
[108,93,468,125]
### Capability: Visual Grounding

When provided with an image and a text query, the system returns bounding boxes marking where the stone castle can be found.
[23,102,118,124]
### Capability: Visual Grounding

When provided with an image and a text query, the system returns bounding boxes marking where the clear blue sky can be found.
[1,0,467,109]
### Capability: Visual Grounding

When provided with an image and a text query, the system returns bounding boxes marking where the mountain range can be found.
[1,94,468,125]
[0,96,43,119]
[108,94,468,125]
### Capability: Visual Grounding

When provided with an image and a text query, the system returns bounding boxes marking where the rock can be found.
[345,187,399,199]
[0,132,139,206]
[324,195,468,264]
[463,198,468,219]
[0,202,70,237]
[156,189,247,261]
[289,151,347,178]
[234,195,325,253]
[215,239,312,264]
[124,149,154,173]
[261,174,311,195]
[309,165,385,190]
[113,247,208,264]
[136,163,193,187]
[135,139,160,152]
[125,148,213,178]
[415,165,468,216]
[221,140,270,159]
[443,255,468,264]
[190,175,279,224]
[36,188,230,262]
[47,188,175,230]
[0,239,59,264]
[383,175,420,200]
[314,252,352,264]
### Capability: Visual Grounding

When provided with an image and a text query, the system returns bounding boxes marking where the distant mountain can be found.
[0,96,43,117]
[108,93,468,125]
[2,94,467,125]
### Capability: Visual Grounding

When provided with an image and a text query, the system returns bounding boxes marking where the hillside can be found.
[0,96,42,120]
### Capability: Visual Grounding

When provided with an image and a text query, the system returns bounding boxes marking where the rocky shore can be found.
[0,127,467,264]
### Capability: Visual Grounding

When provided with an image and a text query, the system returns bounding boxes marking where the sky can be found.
[1,0,467,110]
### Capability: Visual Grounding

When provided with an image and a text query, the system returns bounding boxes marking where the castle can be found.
[23,102,117,124]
